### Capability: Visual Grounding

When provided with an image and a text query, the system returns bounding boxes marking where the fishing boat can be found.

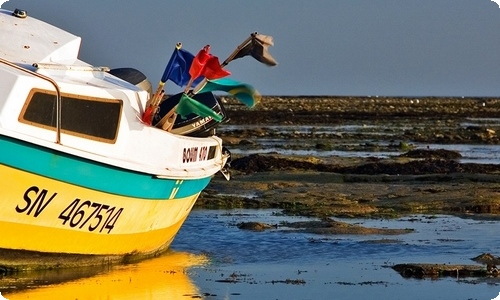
[0,9,232,270]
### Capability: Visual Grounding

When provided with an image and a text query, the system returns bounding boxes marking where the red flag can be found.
[189,45,231,81]
[203,56,231,80]
[189,45,211,80]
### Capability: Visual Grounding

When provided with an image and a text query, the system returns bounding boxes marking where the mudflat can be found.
[197,96,500,220]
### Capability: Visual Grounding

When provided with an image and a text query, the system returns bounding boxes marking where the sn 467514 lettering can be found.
[58,199,123,233]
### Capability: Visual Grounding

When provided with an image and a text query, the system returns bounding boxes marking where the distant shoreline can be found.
[221,94,500,124]
[231,95,500,99]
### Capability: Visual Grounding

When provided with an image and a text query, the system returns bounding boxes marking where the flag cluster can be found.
[163,44,231,88]
[144,33,277,126]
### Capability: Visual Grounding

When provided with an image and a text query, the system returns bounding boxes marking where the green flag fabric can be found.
[198,78,261,107]
[175,93,223,122]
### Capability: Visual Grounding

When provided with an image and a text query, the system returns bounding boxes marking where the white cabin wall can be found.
[0,69,56,138]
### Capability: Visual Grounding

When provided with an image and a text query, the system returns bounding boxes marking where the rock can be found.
[392,263,487,279]
[237,222,274,231]
[239,139,255,145]
[472,253,500,265]
[221,137,242,145]
[400,149,462,159]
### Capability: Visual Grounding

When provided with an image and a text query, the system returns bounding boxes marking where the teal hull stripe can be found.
[0,135,212,199]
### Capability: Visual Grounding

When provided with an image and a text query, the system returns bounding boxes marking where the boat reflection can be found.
[3,251,208,300]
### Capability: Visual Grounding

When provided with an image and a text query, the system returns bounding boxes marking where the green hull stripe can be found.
[0,135,212,199]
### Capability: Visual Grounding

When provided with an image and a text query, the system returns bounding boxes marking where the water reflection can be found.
[4,251,208,300]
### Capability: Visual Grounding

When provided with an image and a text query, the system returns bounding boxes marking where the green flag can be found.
[198,78,261,107]
[175,93,223,122]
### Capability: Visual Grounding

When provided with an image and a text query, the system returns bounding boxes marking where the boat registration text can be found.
[15,186,123,233]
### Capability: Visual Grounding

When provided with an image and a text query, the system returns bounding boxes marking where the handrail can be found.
[0,57,62,144]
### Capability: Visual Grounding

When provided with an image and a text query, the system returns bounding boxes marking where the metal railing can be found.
[0,57,62,143]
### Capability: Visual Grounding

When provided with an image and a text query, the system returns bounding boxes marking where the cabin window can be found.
[19,89,122,143]
[208,145,217,160]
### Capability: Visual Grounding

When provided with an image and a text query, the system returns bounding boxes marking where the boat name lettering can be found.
[191,117,212,128]
[183,146,209,163]
[58,198,123,233]
[15,186,57,217]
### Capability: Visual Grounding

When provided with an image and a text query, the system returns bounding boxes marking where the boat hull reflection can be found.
[4,251,208,300]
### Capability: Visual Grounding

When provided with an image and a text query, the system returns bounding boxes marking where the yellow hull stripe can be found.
[0,164,199,255]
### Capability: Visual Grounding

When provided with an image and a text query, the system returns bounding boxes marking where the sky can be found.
[2,0,500,97]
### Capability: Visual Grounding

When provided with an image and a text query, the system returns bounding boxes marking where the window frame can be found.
[19,88,123,144]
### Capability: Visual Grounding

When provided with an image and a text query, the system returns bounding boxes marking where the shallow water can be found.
[172,210,500,300]
[3,210,500,299]
[222,118,500,164]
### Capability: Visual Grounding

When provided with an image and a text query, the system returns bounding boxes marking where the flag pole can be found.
[142,43,182,124]
[221,33,254,67]
[151,42,182,108]
[191,34,253,95]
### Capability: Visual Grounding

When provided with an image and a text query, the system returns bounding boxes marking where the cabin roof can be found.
[0,9,83,66]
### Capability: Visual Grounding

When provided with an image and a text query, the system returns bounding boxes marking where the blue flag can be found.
[161,47,204,87]
[198,78,261,107]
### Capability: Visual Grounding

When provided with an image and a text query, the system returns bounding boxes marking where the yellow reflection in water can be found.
[5,251,208,300]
